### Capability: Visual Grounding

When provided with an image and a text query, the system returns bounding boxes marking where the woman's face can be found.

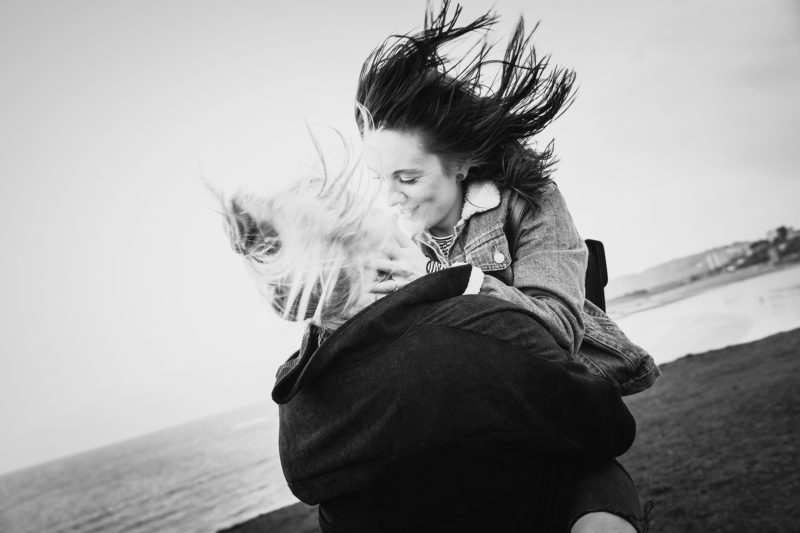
[364,129,466,236]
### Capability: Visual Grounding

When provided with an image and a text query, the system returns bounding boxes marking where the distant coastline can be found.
[606,224,800,302]
[607,261,797,320]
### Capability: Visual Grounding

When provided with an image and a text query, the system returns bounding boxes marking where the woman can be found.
[218,168,639,532]
[355,2,657,531]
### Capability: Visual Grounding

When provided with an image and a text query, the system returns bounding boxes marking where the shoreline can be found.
[219,327,800,532]
[606,261,798,319]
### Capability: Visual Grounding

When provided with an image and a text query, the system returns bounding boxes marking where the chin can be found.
[397,216,426,235]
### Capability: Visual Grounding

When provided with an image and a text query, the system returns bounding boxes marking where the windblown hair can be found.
[213,164,379,332]
[356,1,576,204]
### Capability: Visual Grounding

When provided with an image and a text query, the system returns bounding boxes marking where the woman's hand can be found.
[368,227,429,295]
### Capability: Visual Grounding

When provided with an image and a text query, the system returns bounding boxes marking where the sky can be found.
[1,0,798,474]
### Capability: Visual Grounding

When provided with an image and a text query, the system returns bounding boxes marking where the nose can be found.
[381,179,406,208]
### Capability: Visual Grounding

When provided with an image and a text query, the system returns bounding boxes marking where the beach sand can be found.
[221,327,800,532]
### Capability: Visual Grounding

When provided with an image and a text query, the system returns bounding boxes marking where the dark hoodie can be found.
[272,265,636,532]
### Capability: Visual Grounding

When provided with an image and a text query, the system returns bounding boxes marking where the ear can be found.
[454,160,471,181]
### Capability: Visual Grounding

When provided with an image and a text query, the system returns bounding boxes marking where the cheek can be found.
[411,182,442,207]
[431,181,459,209]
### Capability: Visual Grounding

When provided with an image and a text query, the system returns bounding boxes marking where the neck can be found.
[430,193,464,237]
[430,225,456,238]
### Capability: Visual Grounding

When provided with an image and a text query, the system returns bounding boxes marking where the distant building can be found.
[705,244,749,271]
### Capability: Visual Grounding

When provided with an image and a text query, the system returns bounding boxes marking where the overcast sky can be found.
[1,0,798,473]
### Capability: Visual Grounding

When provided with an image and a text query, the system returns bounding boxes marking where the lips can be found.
[398,206,419,217]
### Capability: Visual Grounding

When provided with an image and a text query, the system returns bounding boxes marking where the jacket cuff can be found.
[464,266,485,295]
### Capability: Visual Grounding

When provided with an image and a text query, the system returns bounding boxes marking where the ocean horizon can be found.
[0,402,295,533]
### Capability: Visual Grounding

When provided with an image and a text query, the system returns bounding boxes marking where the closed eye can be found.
[396,170,427,184]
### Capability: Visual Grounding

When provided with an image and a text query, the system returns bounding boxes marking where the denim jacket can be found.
[415,180,660,395]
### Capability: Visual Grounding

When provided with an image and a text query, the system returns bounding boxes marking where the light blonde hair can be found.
[213,154,383,332]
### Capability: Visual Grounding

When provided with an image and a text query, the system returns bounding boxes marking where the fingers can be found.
[367,256,396,275]
[366,254,415,278]
[368,277,401,294]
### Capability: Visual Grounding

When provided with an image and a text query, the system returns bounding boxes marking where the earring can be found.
[456,173,465,182]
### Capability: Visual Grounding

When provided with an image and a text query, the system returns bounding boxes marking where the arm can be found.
[480,183,588,355]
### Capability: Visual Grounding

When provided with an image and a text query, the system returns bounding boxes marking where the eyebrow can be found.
[366,167,423,178]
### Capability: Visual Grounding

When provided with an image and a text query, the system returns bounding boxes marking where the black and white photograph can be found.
[1,1,798,531]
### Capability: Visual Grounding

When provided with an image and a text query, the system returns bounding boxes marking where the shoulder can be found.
[421,294,563,354]
[497,181,555,232]
[511,181,576,228]
[509,180,565,210]
[500,181,583,251]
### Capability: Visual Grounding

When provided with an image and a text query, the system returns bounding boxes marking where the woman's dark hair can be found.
[356,1,576,204]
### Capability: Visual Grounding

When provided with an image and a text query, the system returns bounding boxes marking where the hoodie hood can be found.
[272,265,473,404]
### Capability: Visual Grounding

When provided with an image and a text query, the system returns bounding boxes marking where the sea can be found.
[2,263,799,532]
[613,263,800,365]
[0,403,293,533]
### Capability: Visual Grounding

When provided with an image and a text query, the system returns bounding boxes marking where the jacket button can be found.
[494,251,505,263]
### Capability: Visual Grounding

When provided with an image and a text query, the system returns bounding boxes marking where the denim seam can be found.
[463,227,506,253]
[577,353,612,381]
[582,332,636,366]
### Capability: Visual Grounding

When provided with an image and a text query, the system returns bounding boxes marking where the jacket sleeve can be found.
[479,183,588,355]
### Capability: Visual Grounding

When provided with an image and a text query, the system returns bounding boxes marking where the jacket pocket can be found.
[464,230,512,272]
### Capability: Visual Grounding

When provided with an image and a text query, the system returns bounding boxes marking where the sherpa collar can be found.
[460,179,501,221]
